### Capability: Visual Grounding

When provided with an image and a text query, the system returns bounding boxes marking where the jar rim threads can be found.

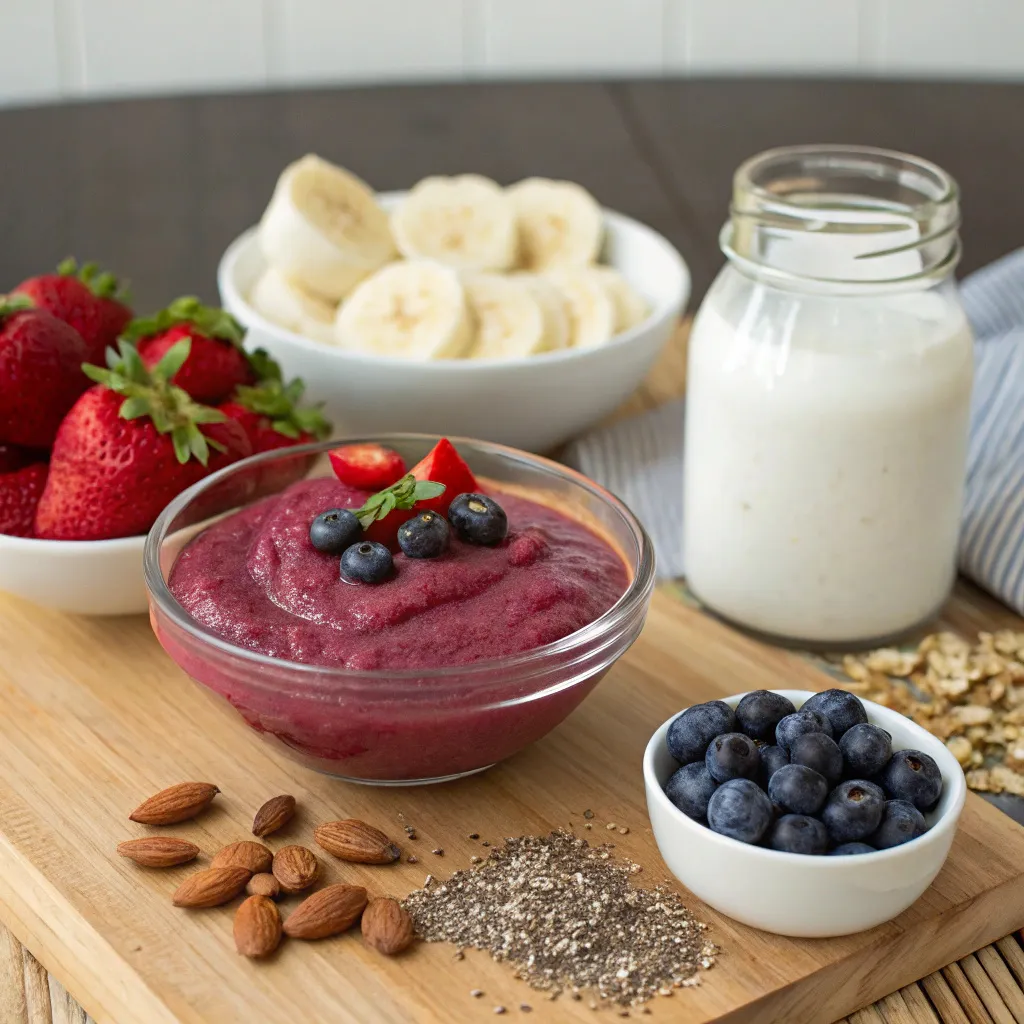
[721,144,962,292]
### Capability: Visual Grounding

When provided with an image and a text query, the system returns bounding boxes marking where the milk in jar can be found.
[682,146,974,644]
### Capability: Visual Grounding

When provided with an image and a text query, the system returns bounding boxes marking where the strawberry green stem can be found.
[122,296,245,348]
[232,375,331,440]
[0,294,34,320]
[57,257,131,302]
[82,338,227,466]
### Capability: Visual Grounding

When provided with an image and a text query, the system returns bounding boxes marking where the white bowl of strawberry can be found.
[145,435,655,783]
[0,261,331,616]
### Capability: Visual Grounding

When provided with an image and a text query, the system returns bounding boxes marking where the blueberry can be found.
[870,799,927,850]
[666,701,736,765]
[829,842,876,856]
[788,732,844,787]
[775,710,833,753]
[705,733,761,783]
[664,763,718,821]
[309,508,362,554]
[397,510,450,558]
[735,690,796,742]
[340,540,394,584]
[758,744,789,787]
[448,492,508,546]
[707,779,773,845]
[768,764,829,816]
[768,814,829,855]
[821,779,886,844]
[880,749,943,811]
[840,723,892,778]
[800,689,868,738]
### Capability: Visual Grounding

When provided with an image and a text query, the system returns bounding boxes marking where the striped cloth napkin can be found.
[565,249,1024,614]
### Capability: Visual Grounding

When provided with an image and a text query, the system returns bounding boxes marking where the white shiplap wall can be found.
[2,0,1023,106]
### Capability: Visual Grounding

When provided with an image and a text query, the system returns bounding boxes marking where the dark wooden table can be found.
[1,79,1022,311]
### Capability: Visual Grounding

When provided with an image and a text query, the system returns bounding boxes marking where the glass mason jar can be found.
[683,145,974,646]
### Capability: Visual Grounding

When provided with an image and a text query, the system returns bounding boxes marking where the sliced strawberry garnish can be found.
[409,438,478,515]
[330,443,406,491]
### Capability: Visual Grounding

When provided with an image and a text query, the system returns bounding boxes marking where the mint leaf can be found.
[351,475,447,532]
[413,481,445,500]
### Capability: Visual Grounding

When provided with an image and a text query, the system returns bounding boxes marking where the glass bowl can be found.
[144,435,656,785]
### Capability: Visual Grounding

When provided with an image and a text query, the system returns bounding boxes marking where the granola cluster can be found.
[838,630,1024,797]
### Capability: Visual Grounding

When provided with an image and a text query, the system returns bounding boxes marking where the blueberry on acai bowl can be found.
[644,688,967,937]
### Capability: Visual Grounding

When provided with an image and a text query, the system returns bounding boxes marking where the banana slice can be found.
[334,261,473,360]
[463,274,548,360]
[258,154,396,303]
[587,266,650,332]
[507,178,604,271]
[545,269,616,349]
[514,274,571,351]
[250,268,338,344]
[391,175,518,272]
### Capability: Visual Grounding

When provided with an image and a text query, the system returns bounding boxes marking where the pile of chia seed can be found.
[403,830,717,1008]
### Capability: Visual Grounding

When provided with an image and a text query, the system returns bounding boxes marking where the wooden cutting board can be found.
[1,580,1024,1024]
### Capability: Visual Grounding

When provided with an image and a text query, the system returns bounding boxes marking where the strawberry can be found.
[0,296,91,448]
[332,439,472,549]
[0,462,48,537]
[409,438,479,515]
[127,297,257,405]
[34,339,252,541]
[219,373,331,495]
[13,258,132,364]
[221,376,330,454]
[329,443,406,491]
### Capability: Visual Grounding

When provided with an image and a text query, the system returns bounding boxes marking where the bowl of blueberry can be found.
[643,688,967,937]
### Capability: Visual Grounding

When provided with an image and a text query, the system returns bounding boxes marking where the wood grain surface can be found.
[1,554,1024,1024]
[2,77,1024,1024]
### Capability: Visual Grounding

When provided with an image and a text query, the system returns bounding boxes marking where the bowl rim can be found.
[217,195,692,372]
[0,531,146,552]
[144,432,656,685]
[644,688,967,867]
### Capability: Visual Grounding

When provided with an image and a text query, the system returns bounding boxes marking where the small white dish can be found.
[218,194,691,453]
[643,689,966,938]
[0,532,147,616]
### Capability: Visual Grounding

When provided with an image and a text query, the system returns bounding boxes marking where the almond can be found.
[129,782,219,825]
[314,819,401,864]
[252,794,296,838]
[116,837,200,868]
[234,895,282,958]
[211,840,273,874]
[361,897,415,955]
[272,845,319,893]
[172,867,251,908]
[246,872,282,900]
[283,884,368,940]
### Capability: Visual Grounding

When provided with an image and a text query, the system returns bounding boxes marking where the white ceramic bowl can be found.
[0,533,147,616]
[644,689,967,938]
[218,194,691,453]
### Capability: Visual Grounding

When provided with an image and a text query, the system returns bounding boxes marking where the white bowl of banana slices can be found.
[219,154,690,452]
